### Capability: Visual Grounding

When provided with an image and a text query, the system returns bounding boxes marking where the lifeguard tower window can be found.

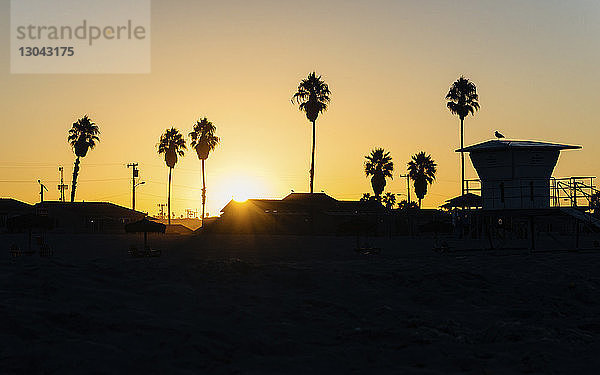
[500,182,505,203]
[485,155,498,167]
[530,181,534,201]
[531,153,544,165]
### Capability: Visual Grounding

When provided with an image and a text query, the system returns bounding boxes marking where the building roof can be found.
[441,193,482,209]
[34,201,145,217]
[221,193,382,213]
[282,192,338,203]
[0,198,33,212]
[456,139,581,153]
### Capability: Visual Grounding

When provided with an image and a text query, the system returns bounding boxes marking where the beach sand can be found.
[2,233,600,374]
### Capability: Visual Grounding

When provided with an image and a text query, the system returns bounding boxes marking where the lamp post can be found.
[132,181,145,211]
[128,163,147,211]
[37,179,48,203]
[399,174,410,204]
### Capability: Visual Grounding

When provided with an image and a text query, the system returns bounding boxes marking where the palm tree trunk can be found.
[419,198,422,209]
[460,117,465,197]
[201,159,206,223]
[70,157,80,202]
[310,120,316,193]
[168,167,172,226]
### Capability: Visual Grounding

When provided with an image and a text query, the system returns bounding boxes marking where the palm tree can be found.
[67,115,100,202]
[398,199,418,210]
[292,72,331,193]
[382,192,397,209]
[158,127,186,225]
[360,193,375,202]
[446,76,480,196]
[189,117,220,222]
[364,148,394,202]
[407,152,437,208]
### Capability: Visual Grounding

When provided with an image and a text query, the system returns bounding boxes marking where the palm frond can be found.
[189,117,220,152]
[407,152,437,182]
[364,148,394,178]
[67,115,100,148]
[292,72,331,120]
[158,127,187,156]
[445,76,480,120]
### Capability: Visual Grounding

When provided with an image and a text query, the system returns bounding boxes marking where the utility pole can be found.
[57,166,68,202]
[127,163,145,211]
[399,174,411,203]
[157,203,167,219]
[37,179,48,203]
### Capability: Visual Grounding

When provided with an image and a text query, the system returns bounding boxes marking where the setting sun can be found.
[232,193,248,202]
[223,174,265,204]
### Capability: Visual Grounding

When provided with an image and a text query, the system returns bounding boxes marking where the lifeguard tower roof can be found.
[456,139,581,153]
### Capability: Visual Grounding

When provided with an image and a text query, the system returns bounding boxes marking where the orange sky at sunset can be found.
[1,0,599,217]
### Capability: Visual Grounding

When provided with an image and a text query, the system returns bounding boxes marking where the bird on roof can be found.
[495,131,505,139]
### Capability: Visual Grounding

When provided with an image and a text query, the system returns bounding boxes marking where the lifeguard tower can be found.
[450,139,600,251]
[457,140,581,210]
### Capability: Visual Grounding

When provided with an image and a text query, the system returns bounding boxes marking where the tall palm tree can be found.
[407,152,437,208]
[189,117,220,221]
[292,72,331,193]
[158,127,186,225]
[446,76,480,196]
[364,148,394,202]
[67,115,100,202]
[382,192,397,209]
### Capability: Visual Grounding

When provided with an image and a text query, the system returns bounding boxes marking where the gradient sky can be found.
[1,0,599,217]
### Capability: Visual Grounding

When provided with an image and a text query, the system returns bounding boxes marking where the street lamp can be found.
[37,179,48,203]
[399,174,411,204]
[132,181,145,211]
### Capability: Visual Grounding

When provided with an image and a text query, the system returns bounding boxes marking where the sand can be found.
[2,233,600,374]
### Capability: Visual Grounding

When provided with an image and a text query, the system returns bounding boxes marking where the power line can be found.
[144,180,201,190]
[137,192,202,202]
[0,162,126,168]
[0,180,38,183]
[0,178,129,183]
[95,192,131,201]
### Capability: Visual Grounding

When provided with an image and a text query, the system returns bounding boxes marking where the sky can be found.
[1,0,600,217]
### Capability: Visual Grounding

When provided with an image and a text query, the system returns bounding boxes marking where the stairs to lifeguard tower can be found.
[559,207,600,230]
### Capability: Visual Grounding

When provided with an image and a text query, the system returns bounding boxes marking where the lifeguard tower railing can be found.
[464,177,598,209]
[550,177,597,208]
